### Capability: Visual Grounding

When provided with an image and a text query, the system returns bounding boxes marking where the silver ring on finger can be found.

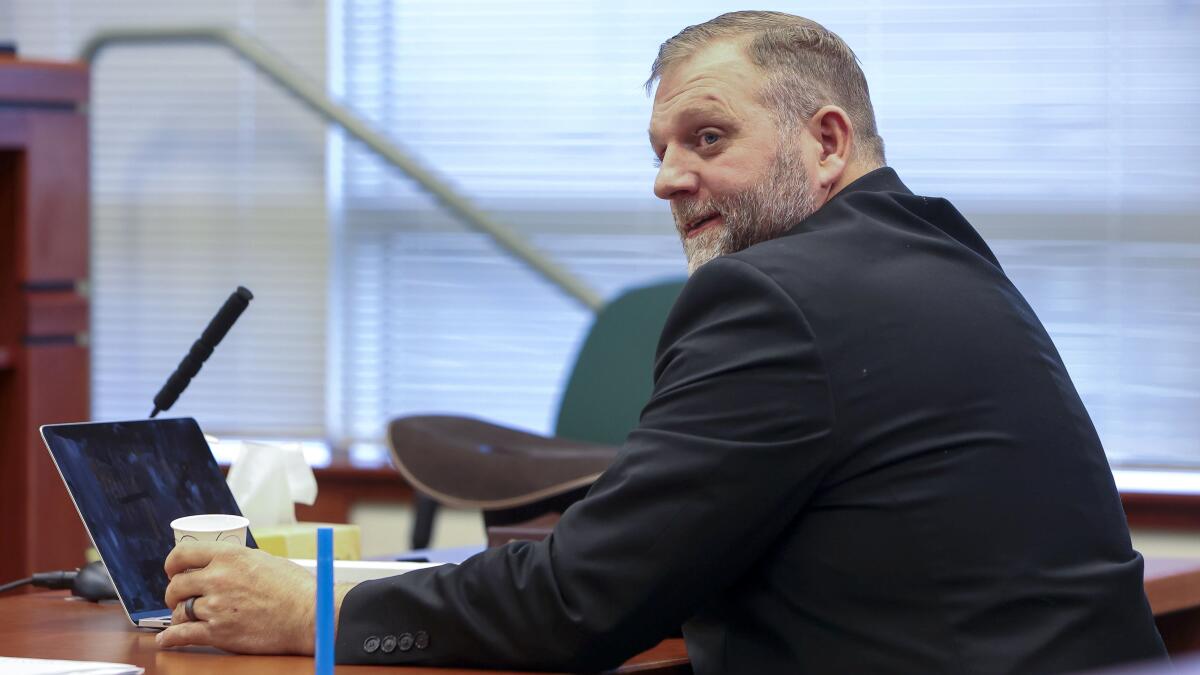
[184,595,199,622]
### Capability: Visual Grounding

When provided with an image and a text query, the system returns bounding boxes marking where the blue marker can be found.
[315,527,334,675]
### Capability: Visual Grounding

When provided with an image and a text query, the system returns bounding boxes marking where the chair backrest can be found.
[553,277,686,446]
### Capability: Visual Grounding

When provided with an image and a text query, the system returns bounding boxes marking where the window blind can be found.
[8,0,329,438]
[334,0,1199,468]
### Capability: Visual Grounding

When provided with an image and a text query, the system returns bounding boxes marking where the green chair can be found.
[388,278,686,549]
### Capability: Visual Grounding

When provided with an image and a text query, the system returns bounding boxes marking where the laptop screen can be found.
[41,418,256,620]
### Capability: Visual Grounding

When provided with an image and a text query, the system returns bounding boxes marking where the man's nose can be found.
[653,150,699,200]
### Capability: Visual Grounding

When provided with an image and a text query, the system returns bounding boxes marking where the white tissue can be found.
[225,441,318,529]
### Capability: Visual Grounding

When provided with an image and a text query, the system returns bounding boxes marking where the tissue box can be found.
[253,522,361,560]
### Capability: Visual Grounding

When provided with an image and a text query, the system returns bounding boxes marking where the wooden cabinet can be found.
[0,57,91,582]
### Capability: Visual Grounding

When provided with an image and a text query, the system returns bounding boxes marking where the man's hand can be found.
[158,543,322,654]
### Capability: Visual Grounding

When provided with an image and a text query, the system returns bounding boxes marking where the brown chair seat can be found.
[388,415,619,511]
[386,279,686,548]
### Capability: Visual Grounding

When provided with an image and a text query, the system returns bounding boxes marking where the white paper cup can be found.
[171,514,249,546]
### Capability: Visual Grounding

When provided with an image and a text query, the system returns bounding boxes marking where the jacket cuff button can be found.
[380,635,398,653]
[414,631,430,650]
[398,632,415,652]
[363,636,381,654]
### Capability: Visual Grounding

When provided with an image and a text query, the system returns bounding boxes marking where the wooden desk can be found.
[295,451,412,524]
[0,591,689,674]
[213,447,412,525]
[2,558,1199,671]
[1145,556,1200,654]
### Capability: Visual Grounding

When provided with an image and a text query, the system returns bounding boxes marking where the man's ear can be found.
[806,105,854,190]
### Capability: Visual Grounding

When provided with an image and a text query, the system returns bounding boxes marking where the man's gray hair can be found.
[647,11,885,165]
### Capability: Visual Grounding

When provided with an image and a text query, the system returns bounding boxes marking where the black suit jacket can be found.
[336,168,1167,673]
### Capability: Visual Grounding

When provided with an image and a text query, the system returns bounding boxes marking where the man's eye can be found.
[700,132,721,146]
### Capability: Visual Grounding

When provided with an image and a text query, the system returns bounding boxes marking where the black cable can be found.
[0,577,33,594]
[33,570,78,590]
[0,570,79,595]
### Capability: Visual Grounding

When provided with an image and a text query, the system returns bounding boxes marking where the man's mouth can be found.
[683,213,722,239]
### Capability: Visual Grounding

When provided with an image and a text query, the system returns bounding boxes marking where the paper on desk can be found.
[291,558,442,584]
[0,656,143,674]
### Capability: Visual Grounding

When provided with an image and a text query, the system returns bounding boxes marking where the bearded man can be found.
[156,11,1168,673]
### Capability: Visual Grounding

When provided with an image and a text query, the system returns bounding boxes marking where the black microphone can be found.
[150,286,253,418]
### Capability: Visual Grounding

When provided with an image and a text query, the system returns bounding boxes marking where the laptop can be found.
[40,417,257,629]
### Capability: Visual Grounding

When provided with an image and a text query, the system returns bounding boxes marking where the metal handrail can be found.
[79,27,604,312]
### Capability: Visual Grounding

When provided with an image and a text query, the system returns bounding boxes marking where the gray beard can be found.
[672,145,820,276]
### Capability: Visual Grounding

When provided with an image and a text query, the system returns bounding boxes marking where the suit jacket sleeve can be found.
[335,256,839,670]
